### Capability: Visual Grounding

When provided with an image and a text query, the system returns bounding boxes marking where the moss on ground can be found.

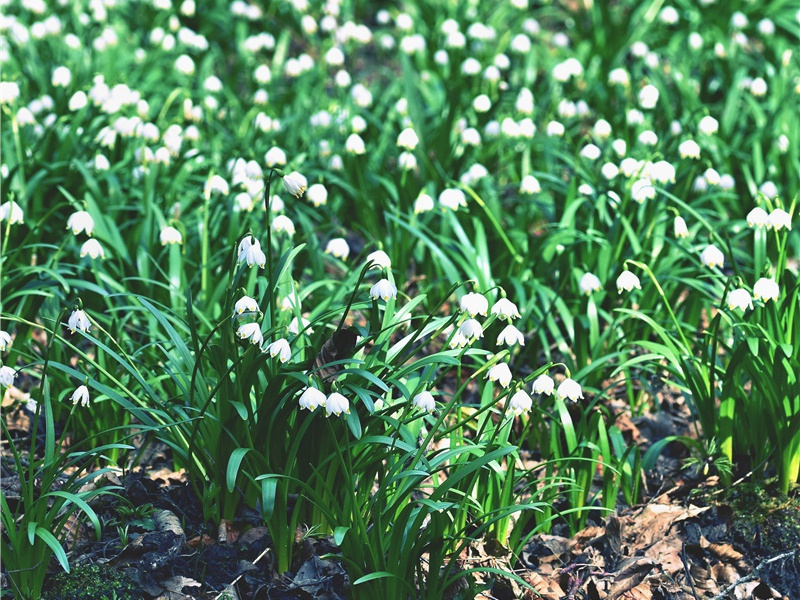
[42,564,138,600]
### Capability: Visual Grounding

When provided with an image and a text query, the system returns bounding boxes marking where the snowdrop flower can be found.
[472,94,491,113]
[438,189,467,211]
[638,84,659,109]
[579,273,602,295]
[449,331,469,349]
[616,270,641,293]
[237,322,264,346]
[759,181,778,200]
[345,133,366,154]
[68,91,88,111]
[648,161,676,184]
[674,216,689,238]
[366,250,391,270]
[608,67,630,87]
[460,128,481,146]
[80,239,105,259]
[532,374,554,396]
[698,115,719,135]
[632,179,656,203]
[0,331,11,351]
[205,175,229,196]
[758,18,775,36]
[306,183,328,207]
[497,324,525,347]
[546,121,565,138]
[0,201,24,225]
[67,211,94,236]
[289,316,312,335]
[414,193,434,214]
[0,366,16,387]
[520,175,541,195]
[580,144,602,161]
[487,363,513,388]
[370,279,397,301]
[727,288,753,311]
[282,172,307,197]
[299,386,325,411]
[552,57,582,82]
[266,338,292,362]
[719,174,736,190]
[70,384,90,407]
[174,54,195,75]
[638,130,658,146]
[626,109,644,125]
[753,278,779,302]
[265,147,287,167]
[750,77,767,97]
[325,237,350,259]
[237,235,266,268]
[700,244,724,268]
[746,207,769,228]
[0,81,21,104]
[593,119,612,139]
[508,389,532,416]
[768,209,792,231]
[557,378,583,402]
[160,226,182,245]
[397,127,419,150]
[611,139,627,158]
[579,184,594,196]
[234,295,259,315]
[398,152,417,171]
[491,298,521,320]
[68,309,90,333]
[704,168,721,186]
[51,66,72,88]
[659,6,679,24]
[412,391,435,412]
[731,11,748,29]
[272,215,295,236]
[458,318,484,342]
[460,293,488,317]
[601,163,619,180]
[325,392,350,417]
[679,139,701,159]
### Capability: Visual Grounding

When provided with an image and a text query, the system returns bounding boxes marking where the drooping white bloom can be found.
[272,215,295,235]
[265,147,287,167]
[80,239,105,259]
[580,144,602,161]
[305,183,327,207]
[0,331,11,351]
[237,235,266,268]
[0,366,15,387]
[532,374,554,395]
[237,322,264,346]
[0,201,24,225]
[234,295,259,315]
[366,250,391,269]
[579,273,602,295]
[557,378,583,402]
[768,209,792,231]
[491,298,521,320]
[160,226,183,245]
[750,77,767,97]
[449,331,469,349]
[266,338,292,362]
[205,175,229,196]
[616,270,641,293]
[648,160,676,184]
[727,288,753,311]
[601,163,619,180]
[678,139,701,159]
[458,318,483,341]
[753,278,779,302]
[520,175,541,195]
[282,172,306,197]
[68,91,88,111]
[70,384,90,407]
[414,194,434,214]
[299,386,325,411]
[412,391,435,412]
[632,179,656,203]
[67,211,94,236]
[460,292,488,317]
[0,81,21,104]
[508,389,532,416]
[397,127,419,150]
[325,392,350,417]
[487,363,513,388]
[438,189,467,211]
[497,324,525,347]
[698,115,719,135]
[608,67,630,87]
[546,120,565,137]
[746,207,769,228]
[325,238,350,259]
[51,66,72,87]
[174,54,196,75]
[674,216,689,238]
[704,168,721,186]
[68,309,90,333]
[370,279,397,302]
[345,133,366,154]
[700,244,724,268]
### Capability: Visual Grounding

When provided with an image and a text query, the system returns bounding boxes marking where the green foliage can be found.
[42,564,138,600]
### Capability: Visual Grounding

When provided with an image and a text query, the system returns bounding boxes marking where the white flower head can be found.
[460,292,488,317]
[700,244,724,268]
[80,239,105,259]
[520,175,541,195]
[0,330,11,352]
[414,193,434,213]
[160,226,183,245]
[266,338,292,362]
[487,363,513,388]
[508,389,532,416]
[579,273,602,295]
[753,278,779,302]
[532,374,554,396]
[768,209,792,231]
[272,215,295,235]
[458,318,484,341]
[0,201,24,225]
[616,270,641,293]
[0,366,16,387]
[674,216,689,238]
[557,378,583,402]
[397,127,419,150]
[678,139,701,159]
[70,384,90,407]
[234,295,260,315]
[325,392,350,417]
[67,211,94,236]
[68,309,91,334]
[439,188,467,211]
[325,237,350,260]
[366,250,391,270]
[282,172,306,197]
[237,322,264,346]
[237,235,266,268]
[448,331,469,349]
[412,391,435,412]
[299,386,325,411]
[727,288,753,311]
[491,298,521,320]
[698,115,719,135]
[370,279,397,302]
[306,183,327,207]
[496,324,525,347]
[746,207,769,228]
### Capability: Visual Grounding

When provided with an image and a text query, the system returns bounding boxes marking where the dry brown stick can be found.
[709,548,798,600]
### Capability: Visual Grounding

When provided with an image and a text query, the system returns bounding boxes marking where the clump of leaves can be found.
[42,564,138,600]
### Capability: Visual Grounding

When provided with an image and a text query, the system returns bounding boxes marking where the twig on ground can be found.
[709,548,798,600]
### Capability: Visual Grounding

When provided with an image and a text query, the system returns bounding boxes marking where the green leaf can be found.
[226,448,251,493]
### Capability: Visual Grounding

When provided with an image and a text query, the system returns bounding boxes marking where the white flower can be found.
[638,84,659,109]
[237,235,266,268]
[414,194,434,213]
[768,209,792,231]
[80,239,105,259]
[0,331,11,351]
[67,211,94,236]
[306,183,328,207]
[325,237,350,259]
[487,363,513,388]
[370,279,397,301]
[727,288,753,311]
[412,391,435,412]
[557,378,583,402]
[438,189,467,211]
[750,77,767,97]
[234,296,259,315]
[458,318,483,341]
[345,133,366,154]
[508,389,532,416]
[0,201,24,225]
[266,338,292,362]
[282,172,306,197]
[678,140,701,159]
[299,386,325,411]
[366,250,391,269]
[496,324,524,347]
[325,392,350,416]
[265,147,287,167]
[704,168,720,186]
[532,374,554,395]
[746,207,769,228]
[698,115,719,135]
[289,316,312,335]
[632,178,656,203]
[579,273,602,295]
[237,322,264,346]
[68,309,90,333]
[175,54,195,75]
[68,91,88,111]
[546,121,565,137]
[460,292,488,317]
[0,81,21,104]
[0,366,16,387]
[397,127,419,150]
[52,66,72,88]
[160,226,183,245]
[520,175,541,195]
[491,298,521,320]
[753,278,779,302]
[449,331,469,349]
[616,270,641,293]
[601,163,619,180]
[608,67,630,87]
[700,245,724,268]
[674,216,689,238]
[580,144,601,161]
[70,384,90,406]
[205,175,229,196]
[272,215,295,235]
